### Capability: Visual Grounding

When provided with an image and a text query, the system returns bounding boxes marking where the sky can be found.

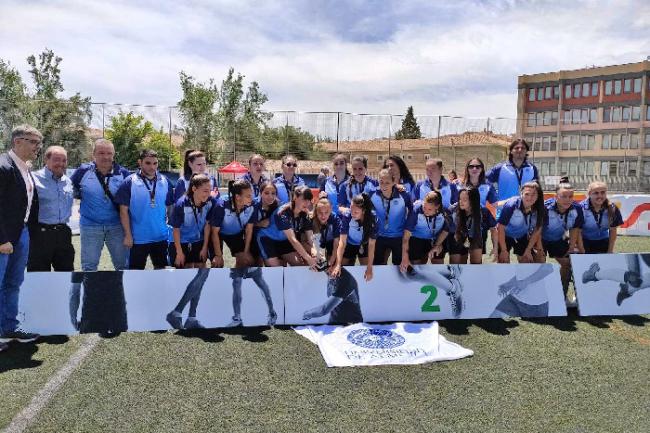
[1,0,649,120]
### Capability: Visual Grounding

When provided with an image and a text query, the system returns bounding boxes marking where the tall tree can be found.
[144,129,182,171]
[395,106,421,140]
[26,49,92,166]
[0,60,31,148]
[105,112,154,168]
[177,72,219,161]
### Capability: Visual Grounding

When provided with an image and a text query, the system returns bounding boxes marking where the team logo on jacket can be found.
[347,328,405,349]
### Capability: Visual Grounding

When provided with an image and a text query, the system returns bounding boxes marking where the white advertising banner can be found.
[18,267,284,336]
[572,253,650,316]
[285,264,567,325]
[294,322,473,367]
[609,194,650,236]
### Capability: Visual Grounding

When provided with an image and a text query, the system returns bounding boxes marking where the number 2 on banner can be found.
[420,285,440,312]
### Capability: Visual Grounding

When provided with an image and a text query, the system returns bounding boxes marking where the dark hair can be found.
[186,174,211,203]
[428,158,443,169]
[448,169,457,180]
[508,139,529,162]
[351,193,376,246]
[248,154,265,166]
[228,179,252,210]
[423,190,442,208]
[383,155,415,187]
[139,148,158,160]
[332,153,350,179]
[521,181,545,229]
[455,187,482,242]
[463,157,486,187]
[348,156,369,201]
[183,150,206,180]
[259,181,279,214]
[555,182,574,192]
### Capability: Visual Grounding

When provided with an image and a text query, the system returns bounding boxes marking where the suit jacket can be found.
[0,152,39,244]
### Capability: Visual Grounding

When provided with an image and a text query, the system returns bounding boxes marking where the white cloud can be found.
[1,0,649,124]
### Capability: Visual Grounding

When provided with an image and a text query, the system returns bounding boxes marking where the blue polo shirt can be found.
[315,213,341,248]
[369,187,412,238]
[579,198,623,241]
[405,203,449,241]
[241,172,269,201]
[542,198,584,242]
[464,181,497,207]
[320,174,348,212]
[210,200,257,236]
[447,204,497,237]
[114,172,174,244]
[273,175,306,205]
[486,159,539,202]
[173,174,219,202]
[497,196,544,239]
[169,196,218,244]
[71,162,131,226]
[337,176,379,209]
[340,210,379,246]
[33,167,74,225]
[412,176,458,209]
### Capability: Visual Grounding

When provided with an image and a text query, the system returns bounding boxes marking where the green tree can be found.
[395,106,421,140]
[177,71,219,160]
[26,49,92,166]
[144,129,182,171]
[106,112,154,168]
[260,126,327,160]
[0,60,31,148]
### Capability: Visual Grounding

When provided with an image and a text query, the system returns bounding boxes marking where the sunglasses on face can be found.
[285,163,297,167]
[18,137,42,146]
[468,164,483,169]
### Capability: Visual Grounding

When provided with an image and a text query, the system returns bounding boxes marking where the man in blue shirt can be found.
[28,146,75,272]
[70,139,131,271]
[487,139,539,203]
[115,149,174,269]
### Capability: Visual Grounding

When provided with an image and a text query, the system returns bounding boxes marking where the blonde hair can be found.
[587,181,607,193]
[378,168,394,182]
[311,198,332,232]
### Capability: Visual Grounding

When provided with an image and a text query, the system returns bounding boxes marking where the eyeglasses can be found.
[18,137,42,146]
[468,164,483,169]
[284,163,297,167]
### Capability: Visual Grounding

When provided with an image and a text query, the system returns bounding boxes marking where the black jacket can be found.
[0,152,39,244]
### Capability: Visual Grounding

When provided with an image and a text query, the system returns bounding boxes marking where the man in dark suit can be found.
[0,125,42,352]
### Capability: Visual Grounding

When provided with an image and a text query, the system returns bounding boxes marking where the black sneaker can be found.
[166,311,183,330]
[0,342,8,352]
[0,329,40,343]
[582,262,600,284]
[616,283,632,306]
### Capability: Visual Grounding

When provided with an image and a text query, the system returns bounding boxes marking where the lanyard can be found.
[138,173,158,206]
[380,191,393,229]
[96,169,114,202]
[231,202,244,231]
[190,200,204,228]
[523,211,533,235]
[554,203,570,230]
[589,201,605,230]
[351,177,367,198]
[284,176,296,196]
[514,164,525,187]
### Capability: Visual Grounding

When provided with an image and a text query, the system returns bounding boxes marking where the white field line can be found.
[2,334,101,433]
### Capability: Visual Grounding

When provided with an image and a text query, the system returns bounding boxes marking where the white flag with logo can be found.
[294,322,473,367]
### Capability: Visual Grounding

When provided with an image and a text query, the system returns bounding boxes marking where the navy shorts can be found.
[543,239,569,258]
[502,235,530,257]
[343,243,369,260]
[220,233,246,255]
[409,237,446,261]
[582,238,609,254]
[169,240,205,267]
[258,236,295,260]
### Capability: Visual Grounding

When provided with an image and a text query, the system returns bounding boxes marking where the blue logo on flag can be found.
[347,328,406,349]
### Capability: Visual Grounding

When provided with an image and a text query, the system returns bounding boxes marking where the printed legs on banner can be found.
[491,264,553,318]
[582,254,650,306]
[397,265,464,318]
[229,267,277,327]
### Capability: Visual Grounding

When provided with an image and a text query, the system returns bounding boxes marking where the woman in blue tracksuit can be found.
[241,154,268,201]
[337,156,378,214]
[370,168,413,266]
[173,149,220,201]
[412,157,458,209]
[462,157,497,207]
[257,185,316,268]
[311,197,342,268]
[319,153,349,213]
[579,181,623,254]
[447,186,498,264]
[542,181,584,299]
[331,193,378,282]
[273,154,306,205]
[210,179,257,268]
[400,190,449,272]
[169,174,218,269]
[497,181,546,264]
[383,155,416,195]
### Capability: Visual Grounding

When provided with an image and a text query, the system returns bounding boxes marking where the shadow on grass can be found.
[520,313,649,331]
[0,336,69,374]
[220,325,270,343]
[439,318,520,336]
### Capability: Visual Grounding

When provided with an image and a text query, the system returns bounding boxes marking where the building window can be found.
[602,134,610,149]
[609,161,618,177]
[624,78,632,93]
[377,155,384,162]
[632,106,641,121]
[406,154,413,161]
[528,88,535,102]
[622,134,629,149]
[614,80,622,95]
[550,136,557,151]
[579,135,587,150]
[554,85,560,99]
[573,83,581,98]
[537,88,544,101]
[569,161,578,176]
[565,84,572,99]
[644,161,650,176]
[527,113,536,126]
[630,134,639,149]
[582,82,590,97]
[581,109,589,124]
[601,161,609,177]
[588,135,595,150]
[536,112,544,126]
[647,106,650,120]
[611,134,621,149]
[622,106,631,122]
[561,135,570,150]
[551,111,558,125]
[603,107,611,122]
[633,78,642,93]
[646,134,650,148]
[628,161,638,177]
[545,86,552,99]
[533,137,542,152]
[549,161,556,175]
[563,110,571,124]
[423,154,430,160]
[572,109,581,124]
[570,135,578,150]
[612,106,622,122]
[589,108,597,123]
[543,111,551,126]
[540,161,548,176]
[591,82,598,96]
[605,80,612,95]
[542,136,551,151]
[561,161,568,175]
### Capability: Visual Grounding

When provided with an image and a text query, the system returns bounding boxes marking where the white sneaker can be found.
[226,316,243,327]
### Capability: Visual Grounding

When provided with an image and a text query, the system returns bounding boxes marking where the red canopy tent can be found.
[218,161,248,174]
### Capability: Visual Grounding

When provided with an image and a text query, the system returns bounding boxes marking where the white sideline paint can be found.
[2,334,100,433]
